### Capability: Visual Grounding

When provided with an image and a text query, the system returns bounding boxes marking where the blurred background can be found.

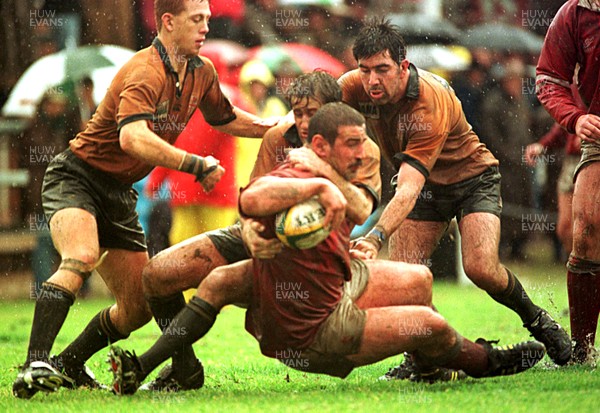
[0,0,569,298]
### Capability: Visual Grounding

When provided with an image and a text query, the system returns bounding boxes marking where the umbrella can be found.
[2,45,135,118]
[387,13,463,45]
[200,39,249,68]
[408,45,471,71]
[460,23,544,53]
[249,43,347,78]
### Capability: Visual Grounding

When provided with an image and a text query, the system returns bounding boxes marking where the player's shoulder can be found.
[364,137,380,159]
[263,115,295,143]
[121,45,166,83]
[338,69,361,89]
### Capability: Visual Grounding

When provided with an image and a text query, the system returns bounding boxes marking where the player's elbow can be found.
[239,190,261,216]
[119,125,137,154]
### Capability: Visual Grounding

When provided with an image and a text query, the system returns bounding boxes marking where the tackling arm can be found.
[240,176,347,230]
[353,162,426,258]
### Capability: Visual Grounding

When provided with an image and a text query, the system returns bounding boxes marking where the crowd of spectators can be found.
[3,0,573,276]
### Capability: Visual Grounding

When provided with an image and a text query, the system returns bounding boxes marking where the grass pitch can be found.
[1,258,598,413]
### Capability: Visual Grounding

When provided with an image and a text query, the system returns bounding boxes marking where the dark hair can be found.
[352,17,406,64]
[154,0,208,31]
[308,102,365,145]
[286,71,342,107]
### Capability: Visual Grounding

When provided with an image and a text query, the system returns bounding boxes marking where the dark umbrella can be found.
[460,23,544,53]
[387,13,463,45]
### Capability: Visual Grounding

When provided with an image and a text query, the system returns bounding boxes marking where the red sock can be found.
[439,338,489,378]
[567,271,600,357]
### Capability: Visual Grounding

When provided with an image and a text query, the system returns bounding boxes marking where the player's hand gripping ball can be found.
[275,197,331,249]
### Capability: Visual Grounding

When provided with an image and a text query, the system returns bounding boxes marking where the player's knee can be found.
[58,249,98,280]
[414,265,433,289]
[556,220,572,247]
[409,265,433,304]
[199,266,234,307]
[142,253,177,292]
[463,256,497,282]
[422,309,449,337]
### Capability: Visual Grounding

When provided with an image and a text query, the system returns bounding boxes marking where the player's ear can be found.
[161,13,175,32]
[310,134,329,157]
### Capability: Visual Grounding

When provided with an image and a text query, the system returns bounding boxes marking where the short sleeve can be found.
[198,59,236,126]
[117,63,163,130]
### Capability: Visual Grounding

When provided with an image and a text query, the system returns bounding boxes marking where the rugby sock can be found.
[488,267,541,324]
[415,332,489,378]
[137,296,218,378]
[147,293,198,376]
[58,307,128,368]
[567,271,600,361]
[25,282,75,366]
[441,337,490,378]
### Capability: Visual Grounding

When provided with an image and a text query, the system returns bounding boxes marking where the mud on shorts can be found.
[205,222,250,264]
[401,166,503,223]
[573,140,600,183]
[41,149,146,251]
[557,154,580,194]
[285,259,369,379]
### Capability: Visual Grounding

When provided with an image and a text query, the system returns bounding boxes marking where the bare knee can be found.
[198,267,229,307]
[142,251,190,296]
[198,265,248,309]
[463,256,503,291]
[424,309,449,335]
[556,220,573,251]
[407,264,433,305]
[404,308,449,341]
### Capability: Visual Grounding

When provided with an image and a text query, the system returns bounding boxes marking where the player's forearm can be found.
[240,177,331,217]
[536,82,585,133]
[119,121,186,169]
[327,172,372,225]
[214,107,270,138]
[375,181,421,239]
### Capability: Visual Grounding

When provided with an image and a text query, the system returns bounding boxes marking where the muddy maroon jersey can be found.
[536,0,600,133]
[241,162,352,358]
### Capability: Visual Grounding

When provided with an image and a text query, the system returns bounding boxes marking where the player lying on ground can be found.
[132,71,381,391]
[108,103,546,395]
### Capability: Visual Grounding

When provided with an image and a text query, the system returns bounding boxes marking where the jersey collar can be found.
[283,124,303,148]
[152,37,204,73]
[404,63,420,100]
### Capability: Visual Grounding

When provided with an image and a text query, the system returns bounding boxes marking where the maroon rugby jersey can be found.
[536,0,600,132]
[241,162,352,358]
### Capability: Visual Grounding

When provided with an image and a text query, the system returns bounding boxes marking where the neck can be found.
[157,35,188,74]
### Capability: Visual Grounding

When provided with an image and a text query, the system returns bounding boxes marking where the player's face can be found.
[292,97,322,142]
[325,124,367,180]
[172,0,210,57]
[358,51,409,105]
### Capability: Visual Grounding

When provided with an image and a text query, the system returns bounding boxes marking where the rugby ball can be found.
[275,197,330,249]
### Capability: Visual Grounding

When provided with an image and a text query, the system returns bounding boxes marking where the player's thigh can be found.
[356,260,432,308]
[389,219,446,263]
[458,212,501,275]
[198,259,254,307]
[49,207,100,262]
[143,233,231,294]
[557,191,573,245]
[347,306,447,367]
[572,162,600,258]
